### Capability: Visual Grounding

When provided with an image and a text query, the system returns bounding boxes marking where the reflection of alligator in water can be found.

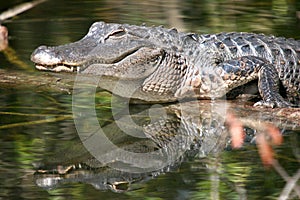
[31,21,300,107]
[33,100,299,192]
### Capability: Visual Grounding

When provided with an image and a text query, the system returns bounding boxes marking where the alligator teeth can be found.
[35,65,48,71]
[35,63,79,73]
[52,65,74,72]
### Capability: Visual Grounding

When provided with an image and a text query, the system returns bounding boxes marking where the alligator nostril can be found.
[32,45,48,55]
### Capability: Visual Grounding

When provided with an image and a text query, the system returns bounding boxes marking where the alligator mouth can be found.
[33,47,162,76]
[35,64,81,73]
[33,48,141,73]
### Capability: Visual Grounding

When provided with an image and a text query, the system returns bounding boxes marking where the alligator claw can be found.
[254,100,294,108]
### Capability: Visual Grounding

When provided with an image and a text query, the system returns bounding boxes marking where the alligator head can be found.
[31,21,205,102]
[32,22,165,77]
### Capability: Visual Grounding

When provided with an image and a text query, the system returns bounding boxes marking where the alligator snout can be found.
[31,45,80,72]
[31,45,63,66]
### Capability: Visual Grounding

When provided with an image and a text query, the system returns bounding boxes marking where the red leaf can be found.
[265,123,283,145]
[257,133,274,167]
[226,113,245,149]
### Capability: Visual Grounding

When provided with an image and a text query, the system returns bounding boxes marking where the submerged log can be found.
[0,68,75,93]
[0,68,300,126]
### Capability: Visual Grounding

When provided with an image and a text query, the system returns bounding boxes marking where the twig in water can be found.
[0,0,47,22]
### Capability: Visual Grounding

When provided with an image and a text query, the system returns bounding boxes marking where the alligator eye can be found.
[107,29,126,39]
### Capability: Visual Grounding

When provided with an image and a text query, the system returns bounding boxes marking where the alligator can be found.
[31,21,300,107]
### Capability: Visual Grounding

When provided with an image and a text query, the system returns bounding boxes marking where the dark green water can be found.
[0,0,300,199]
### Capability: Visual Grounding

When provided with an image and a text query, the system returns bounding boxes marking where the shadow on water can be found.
[0,0,299,199]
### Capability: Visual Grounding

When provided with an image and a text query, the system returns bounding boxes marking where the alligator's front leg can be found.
[255,63,294,108]
[220,56,293,108]
[200,56,293,107]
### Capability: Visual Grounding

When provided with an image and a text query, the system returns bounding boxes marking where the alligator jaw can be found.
[31,46,143,74]
[32,45,164,80]
[35,64,81,73]
[32,48,142,74]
